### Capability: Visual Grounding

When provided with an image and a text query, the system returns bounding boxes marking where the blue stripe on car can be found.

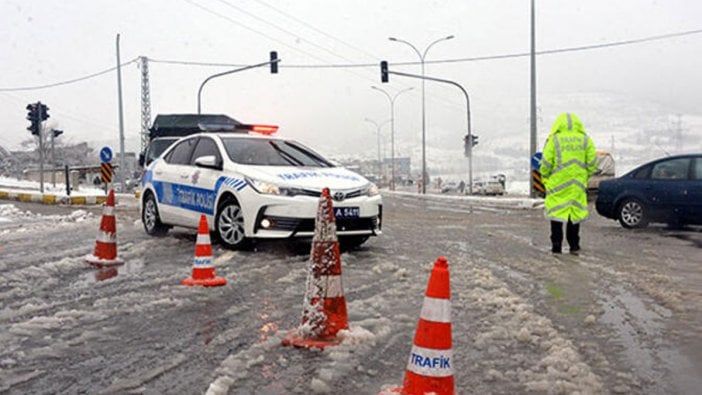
[149,176,247,215]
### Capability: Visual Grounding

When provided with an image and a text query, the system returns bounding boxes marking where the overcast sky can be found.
[1,0,700,163]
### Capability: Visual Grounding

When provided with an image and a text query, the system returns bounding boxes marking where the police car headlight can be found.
[247,178,306,197]
[247,178,281,195]
[363,183,379,197]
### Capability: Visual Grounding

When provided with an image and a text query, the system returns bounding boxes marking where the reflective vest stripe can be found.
[546,200,588,216]
[546,179,587,195]
[103,206,114,216]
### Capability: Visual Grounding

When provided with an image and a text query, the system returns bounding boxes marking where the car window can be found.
[651,158,690,180]
[190,137,221,165]
[693,157,702,180]
[221,137,333,167]
[633,165,651,179]
[165,138,197,165]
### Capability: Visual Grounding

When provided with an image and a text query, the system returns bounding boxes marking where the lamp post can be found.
[371,86,414,191]
[364,118,390,186]
[389,35,454,194]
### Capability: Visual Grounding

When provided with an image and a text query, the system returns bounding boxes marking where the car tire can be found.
[215,197,249,250]
[142,191,169,236]
[339,235,370,250]
[618,198,649,229]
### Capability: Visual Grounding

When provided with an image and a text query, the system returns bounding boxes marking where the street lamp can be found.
[389,35,454,193]
[364,118,390,186]
[371,86,414,191]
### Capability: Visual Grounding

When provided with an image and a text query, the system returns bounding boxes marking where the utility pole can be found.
[529,0,538,198]
[140,56,152,154]
[116,34,126,189]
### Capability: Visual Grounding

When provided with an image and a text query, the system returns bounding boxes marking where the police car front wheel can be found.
[142,192,169,236]
[215,198,249,249]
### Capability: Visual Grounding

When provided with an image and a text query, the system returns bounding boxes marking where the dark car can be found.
[595,154,702,228]
[138,136,180,168]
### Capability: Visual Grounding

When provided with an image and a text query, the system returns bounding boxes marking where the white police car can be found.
[140,125,382,249]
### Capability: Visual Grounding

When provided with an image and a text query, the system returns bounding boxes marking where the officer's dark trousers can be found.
[550,220,579,252]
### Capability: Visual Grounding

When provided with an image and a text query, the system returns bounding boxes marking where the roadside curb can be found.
[385,190,545,209]
[0,189,107,206]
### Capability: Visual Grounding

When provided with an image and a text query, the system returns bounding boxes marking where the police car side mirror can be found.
[194,155,222,170]
[138,153,145,167]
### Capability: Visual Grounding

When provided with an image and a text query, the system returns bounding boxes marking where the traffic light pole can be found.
[385,69,474,195]
[37,103,45,194]
[197,54,280,114]
[51,130,55,187]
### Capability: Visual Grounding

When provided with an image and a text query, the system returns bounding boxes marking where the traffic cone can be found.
[282,187,349,349]
[85,189,124,267]
[385,256,454,395]
[182,214,227,287]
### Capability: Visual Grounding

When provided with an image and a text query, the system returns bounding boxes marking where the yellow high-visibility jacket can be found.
[540,113,597,223]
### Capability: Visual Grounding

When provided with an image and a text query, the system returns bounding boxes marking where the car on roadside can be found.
[140,125,382,249]
[440,181,459,194]
[595,154,702,228]
[139,136,180,168]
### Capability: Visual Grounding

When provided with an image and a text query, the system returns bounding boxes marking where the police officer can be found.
[540,113,597,255]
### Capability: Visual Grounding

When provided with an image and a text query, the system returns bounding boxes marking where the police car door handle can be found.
[155,171,163,176]
[179,174,189,179]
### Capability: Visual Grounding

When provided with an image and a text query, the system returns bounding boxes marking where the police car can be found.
[140,124,382,249]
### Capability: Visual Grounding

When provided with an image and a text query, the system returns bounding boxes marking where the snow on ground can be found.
[0,175,106,196]
[0,203,93,229]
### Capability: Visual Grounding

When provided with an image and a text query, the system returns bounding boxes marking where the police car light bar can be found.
[242,124,279,135]
[198,122,237,131]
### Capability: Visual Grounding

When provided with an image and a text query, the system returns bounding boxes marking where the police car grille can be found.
[264,216,378,233]
[343,189,362,199]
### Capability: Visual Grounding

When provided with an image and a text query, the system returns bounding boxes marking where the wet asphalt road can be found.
[1,193,701,394]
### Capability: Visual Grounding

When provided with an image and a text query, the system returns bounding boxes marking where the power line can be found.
[152,27,702,69]
[1,28,699,92]
[0,58,139,92]
[215,0,363,66]
[181,0,334,66]
[251,0,380,61]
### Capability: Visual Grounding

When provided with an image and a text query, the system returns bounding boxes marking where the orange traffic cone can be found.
[182,214,227,287]
[282,187,349,349]
[385,256,454,395]
[85,189,124,267]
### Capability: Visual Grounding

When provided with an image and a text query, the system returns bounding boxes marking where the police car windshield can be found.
[222,137,334,167]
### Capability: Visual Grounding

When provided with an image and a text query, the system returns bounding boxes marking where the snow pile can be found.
[0,204,32,221]
[460,267,604,394]
[0,176,105,196]
[308,318,393,393]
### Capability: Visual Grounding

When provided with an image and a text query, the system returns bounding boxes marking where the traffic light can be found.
[471,134,479,147]
[270,51,278,74]
[52,129,64,138]
[26,103,39,135]
[463,134,470,157]
[380,61,389,83]
[39,102,49,121]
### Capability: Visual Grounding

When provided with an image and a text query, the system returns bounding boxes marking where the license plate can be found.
[334,207,359,218]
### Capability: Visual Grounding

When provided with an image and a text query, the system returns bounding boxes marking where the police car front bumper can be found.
[247,195,382,239]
